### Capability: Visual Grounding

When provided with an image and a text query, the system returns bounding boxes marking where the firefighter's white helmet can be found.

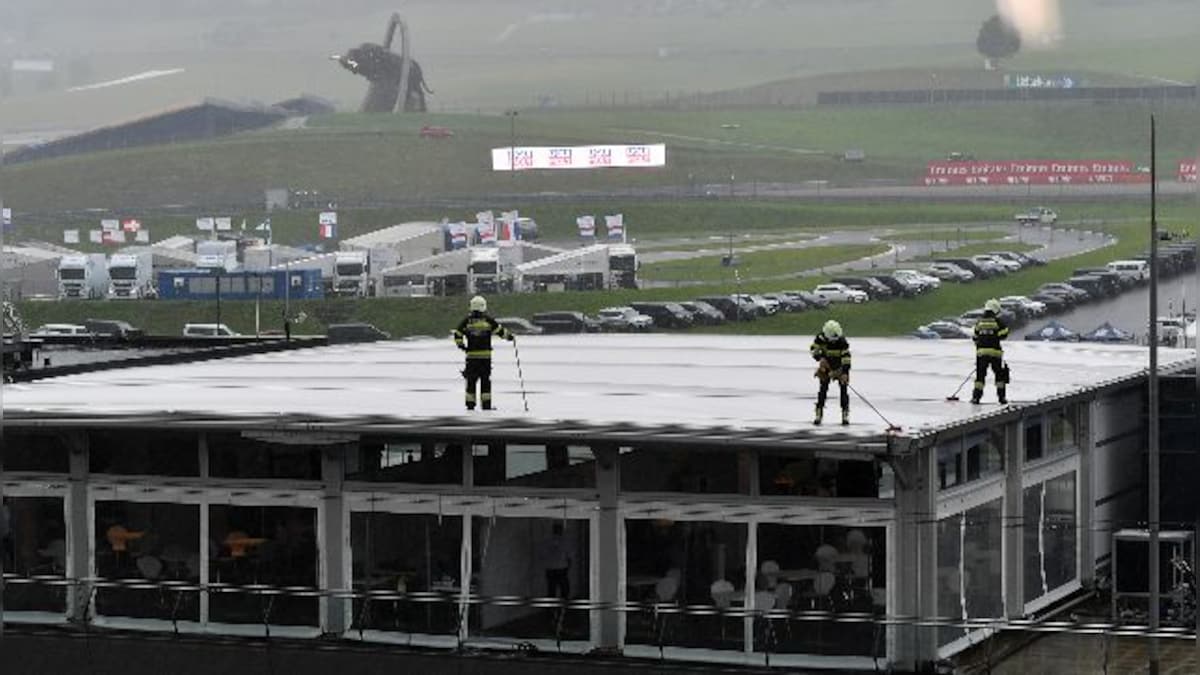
[469,295,487,312]
[985,298,1001,314]
[822,320,843,339]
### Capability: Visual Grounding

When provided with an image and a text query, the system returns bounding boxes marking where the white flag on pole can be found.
[89,230,103,243]
[135,229,150,243]
[196,217,214,231]
[101,218,120,232]
[215,217,233,231]
[63,229,80,244]
[576,215,595,238]
[604,214,624,239]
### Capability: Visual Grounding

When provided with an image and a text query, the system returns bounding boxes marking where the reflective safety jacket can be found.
[973,311,1009,357]
[810,334,851,373]
[453,311,512,359]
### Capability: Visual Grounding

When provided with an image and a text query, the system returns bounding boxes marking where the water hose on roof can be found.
[847,383,902,433]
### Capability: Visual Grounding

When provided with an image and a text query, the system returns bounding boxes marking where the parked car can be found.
[869,275,918,298]
[728,293,778,315]
[936,258,994,279]
[787,291,830,309]
[1038,282,1089,303]
[999,295,1048,317]
[761,293,809,312]
[1074,268,1130,292]
[86,319,144,339]
[183,322,239,337]
[911,326,942,340]
[833,276,893,300]
[1067,275,1110,299]
[419,125,454,138]
[927,262,974,282]
[531,311,602,334]
[678,301,726,325]
[1029,293,1070,313]
[630,302,695,329]
[972,254,1019,273]
[327,322,391,343]
[810,283,868,304]
[1107,259,1149,283]
[992,251,1043,267]
[892,269,940,292]
[493,317,544,336]
[696,295,760,321]
[921,321,972,339]
[30,323,91,337]
[595,306,654,332]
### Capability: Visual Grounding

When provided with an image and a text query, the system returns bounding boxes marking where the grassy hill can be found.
[5,102,1199,220]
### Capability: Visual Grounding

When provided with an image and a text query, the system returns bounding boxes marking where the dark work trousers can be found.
[464,358,493,409]
[973,354,1008,401]
[816,370,849,411]
[546,567,570,599]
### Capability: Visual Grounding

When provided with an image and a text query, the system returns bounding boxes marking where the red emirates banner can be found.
[923,160,1151,186]
[1180,160,1197,183]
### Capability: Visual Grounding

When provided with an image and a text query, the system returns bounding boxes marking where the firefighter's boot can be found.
[841,409,850,426]
[813,405,824,425]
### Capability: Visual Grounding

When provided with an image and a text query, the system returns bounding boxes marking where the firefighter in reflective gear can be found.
[972,299,1010,404]
[811,320,851,425]
[453,296,514,410]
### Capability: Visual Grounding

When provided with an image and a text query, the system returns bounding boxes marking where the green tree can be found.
[976,14,1021,70]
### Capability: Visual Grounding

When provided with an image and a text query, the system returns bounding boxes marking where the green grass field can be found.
[640,244,889,283]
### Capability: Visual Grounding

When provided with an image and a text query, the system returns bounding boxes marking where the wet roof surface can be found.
[3,335,1191,450]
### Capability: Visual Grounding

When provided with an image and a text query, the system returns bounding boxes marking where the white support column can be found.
[1004,420,1025,619]
[66,432,90,623]
[890,447,938,670]
[321,445,347,634]
[594,445,621,650]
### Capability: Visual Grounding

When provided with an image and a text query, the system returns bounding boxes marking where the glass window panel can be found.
[350,512,462,636]
[937,442,963,490]
[1024,419,1044,462]
[620,448,749,494]
[208,432,324,480]
[94,501,200,621]
[1,496,67,613]
[208,505,318,626]
[472,443,595,488]
[624,519,747,651]
[936,515,964,647]
[757,523,885,657]
[1023,485,1045,603]
[189,277,215,294]
[1,431,70,473]
[89,430,199,476]
[347,438,463,485]
[1048,407,1079,454]
[963,499,1003,622]
[759,455,879,498]
[470,517,590,642]
[1043,473,1078,592]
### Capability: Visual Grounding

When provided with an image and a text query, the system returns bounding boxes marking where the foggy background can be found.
[3,0,1200,136]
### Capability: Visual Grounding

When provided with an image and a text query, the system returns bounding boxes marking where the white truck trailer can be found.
[58,254,109,300]
[107,251,154,299]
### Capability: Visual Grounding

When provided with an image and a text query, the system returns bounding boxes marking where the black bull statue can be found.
[335,43,432,113]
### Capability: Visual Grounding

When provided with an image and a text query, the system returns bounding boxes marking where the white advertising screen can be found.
[491,144,666,171]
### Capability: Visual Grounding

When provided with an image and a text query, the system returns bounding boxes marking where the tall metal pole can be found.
[1148,114,1161,675]
[0,124,7,638]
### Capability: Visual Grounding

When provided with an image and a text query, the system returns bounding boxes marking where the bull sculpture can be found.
[332,13,432,113]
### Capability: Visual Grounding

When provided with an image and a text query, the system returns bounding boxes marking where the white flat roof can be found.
[4,336,1191,453]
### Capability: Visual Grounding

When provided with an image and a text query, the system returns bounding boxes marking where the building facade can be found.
[0,337,1187,672]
